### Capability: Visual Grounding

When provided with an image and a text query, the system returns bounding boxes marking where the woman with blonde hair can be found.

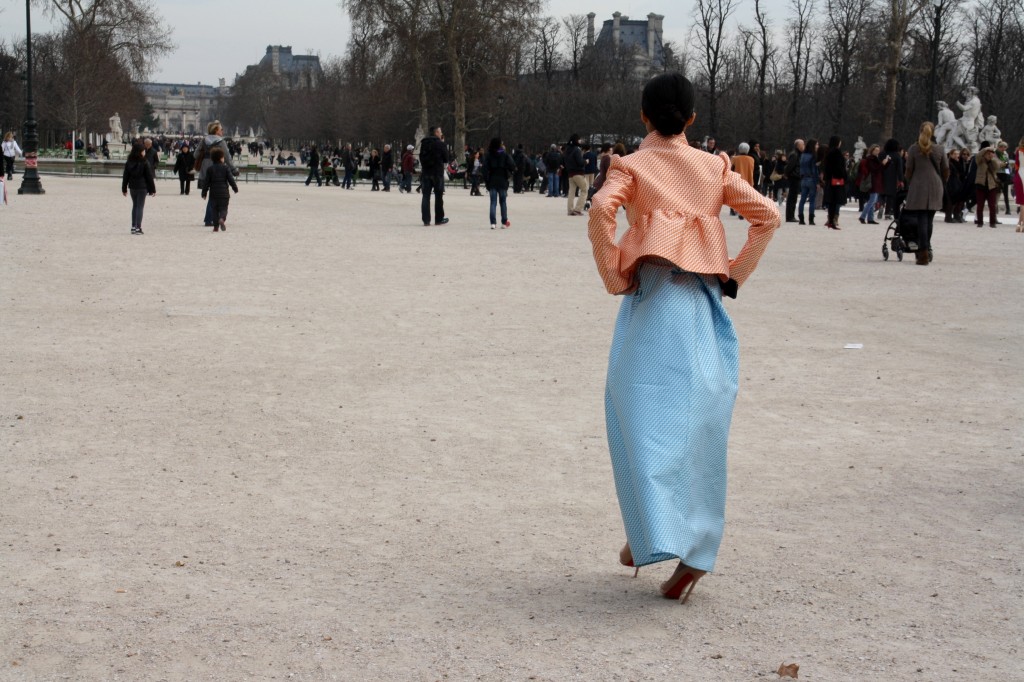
[589,73,780,602]
[904,122,949,265]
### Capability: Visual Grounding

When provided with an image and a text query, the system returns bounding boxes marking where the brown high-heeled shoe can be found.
[660,562,706,604]
[619,544,639,577]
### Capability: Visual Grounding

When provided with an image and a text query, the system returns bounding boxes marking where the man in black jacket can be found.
[512,144,526,193]
[143,137,160,174]
[784,138,804,222]
[305,145,322,186]
[420,125,450,225]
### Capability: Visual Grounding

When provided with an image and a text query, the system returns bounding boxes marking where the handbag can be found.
[830,177,845,186]
[769,170,783,182]
[859,175,872,193]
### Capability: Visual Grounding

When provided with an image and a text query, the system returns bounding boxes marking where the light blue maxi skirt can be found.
[605,264,739,573]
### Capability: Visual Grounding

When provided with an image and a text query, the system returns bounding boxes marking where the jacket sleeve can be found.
[721,153,781,289]
[228,171,239,193]
[587,158,635,295]
[144,163,156,194]
[121,165,130,193]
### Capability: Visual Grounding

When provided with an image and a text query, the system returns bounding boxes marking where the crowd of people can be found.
[8,108,1017,242]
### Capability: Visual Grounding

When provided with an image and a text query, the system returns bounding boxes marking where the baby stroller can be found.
[881,191,914,261]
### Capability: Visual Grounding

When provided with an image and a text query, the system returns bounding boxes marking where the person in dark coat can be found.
[121,141,156,235]
[143,137,159,174]
[201,147,239,232]
[903,122,949,264]
[173,143,195,195]
[481,137,516,228]
[943,148,966,222]
[512,144,526,193]
[880,138,904,219]
[419,126,450,225]
[305,145,322,186]
[340,144,356,189]
[369,149,383,191]
[543,144,563,197]
[821,136,847,230]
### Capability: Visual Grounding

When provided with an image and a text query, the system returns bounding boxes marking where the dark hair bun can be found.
[641,73,695,137]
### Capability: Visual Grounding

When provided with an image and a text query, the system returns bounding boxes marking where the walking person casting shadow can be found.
[122,141,156,235]
[588,73,781,603]
[419,125,450,225]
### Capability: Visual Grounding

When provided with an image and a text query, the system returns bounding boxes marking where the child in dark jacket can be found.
[201,147,238,232]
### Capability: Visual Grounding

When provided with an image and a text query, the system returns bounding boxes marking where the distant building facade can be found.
[588,12,666,73]
[254,45,323,89]
[138,80,230,134]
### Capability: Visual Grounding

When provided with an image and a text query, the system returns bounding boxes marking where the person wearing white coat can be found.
[2,132,23,181]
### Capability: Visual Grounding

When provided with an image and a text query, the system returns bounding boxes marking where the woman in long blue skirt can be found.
[588,74,781,602]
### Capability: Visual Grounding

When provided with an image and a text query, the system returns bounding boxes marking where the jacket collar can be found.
[639,131,690,151]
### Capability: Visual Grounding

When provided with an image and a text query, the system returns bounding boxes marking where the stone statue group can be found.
[849,86,1001,164]
[935,87,1001,154]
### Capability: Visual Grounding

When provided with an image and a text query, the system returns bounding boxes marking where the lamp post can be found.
[18,0,44,195]
[497,94,505,140]
[926,0,942,123]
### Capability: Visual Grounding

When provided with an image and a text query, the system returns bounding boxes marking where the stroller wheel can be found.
[882,243,889,260]
[896,248,903,261]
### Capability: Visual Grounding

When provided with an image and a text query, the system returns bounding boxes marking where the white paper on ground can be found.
[843,343,864,349]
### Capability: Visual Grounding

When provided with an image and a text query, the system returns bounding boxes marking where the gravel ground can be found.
[1,175,1022,681]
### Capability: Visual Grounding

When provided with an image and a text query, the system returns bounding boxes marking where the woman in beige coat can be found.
[973,145,1005,228]
[904,122,949,265]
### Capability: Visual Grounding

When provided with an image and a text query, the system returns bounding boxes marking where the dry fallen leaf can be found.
[778,662,799,678]
[322,636,332,641]
[115,589,127,593]
[174,561,185,567]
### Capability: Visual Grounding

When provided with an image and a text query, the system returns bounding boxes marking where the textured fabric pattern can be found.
[605,264,738,573]
[589,131,780,296]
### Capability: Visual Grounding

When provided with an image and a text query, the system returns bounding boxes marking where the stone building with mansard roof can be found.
[588,11,666,73]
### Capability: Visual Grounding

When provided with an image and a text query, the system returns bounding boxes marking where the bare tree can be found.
[533,16,562,83]
[741,0,776,142]
[39,0,173,79]
[561,14,587,81]
[691,0,737,136]
[820,0,871,133]
[33,26,142,135]
[877,0,930,138]
[342,0,432,140]
[785,0,815,140]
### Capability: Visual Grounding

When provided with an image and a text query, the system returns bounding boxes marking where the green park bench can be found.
[73,150,93,177]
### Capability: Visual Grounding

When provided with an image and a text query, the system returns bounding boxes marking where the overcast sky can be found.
[6,0,783,85]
